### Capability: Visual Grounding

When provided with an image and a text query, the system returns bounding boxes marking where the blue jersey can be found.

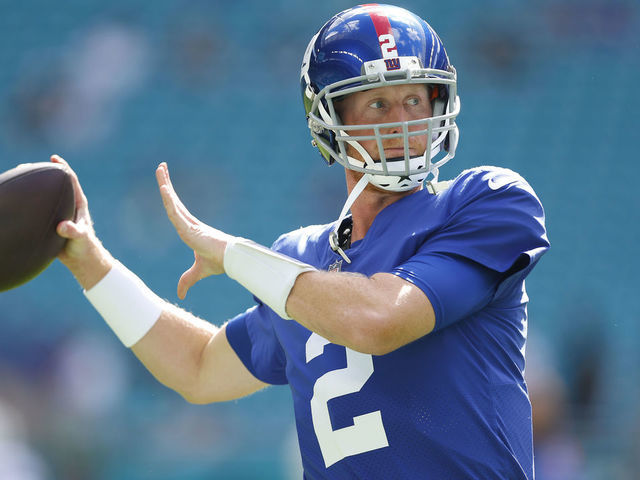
[226,166,549,479]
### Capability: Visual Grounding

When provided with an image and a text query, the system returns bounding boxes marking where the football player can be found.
[54,4,549,478]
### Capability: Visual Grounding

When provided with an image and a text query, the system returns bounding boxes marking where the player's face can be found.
[336,84,433,163]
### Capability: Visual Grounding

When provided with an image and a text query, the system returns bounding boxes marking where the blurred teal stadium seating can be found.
[0,0,638,478]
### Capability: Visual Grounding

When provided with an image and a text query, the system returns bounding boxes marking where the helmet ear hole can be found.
[432,97,446,118]
[429,86,439,101]
[327,130,338,162]
[322,97,344,158]
[431,97,450,151]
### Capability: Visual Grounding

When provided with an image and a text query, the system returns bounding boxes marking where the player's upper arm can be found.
[392,253,503,333]
[366,252,502,354]
[185,324,269,404]
[364,272,436,354]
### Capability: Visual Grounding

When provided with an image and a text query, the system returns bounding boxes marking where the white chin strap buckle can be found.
[329,230,351,264]
[328,174,371,264]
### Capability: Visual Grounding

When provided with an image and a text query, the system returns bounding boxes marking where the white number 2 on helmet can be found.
[378,33,398,59]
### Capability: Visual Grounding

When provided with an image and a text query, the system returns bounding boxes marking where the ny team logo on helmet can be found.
[301,4,460,192]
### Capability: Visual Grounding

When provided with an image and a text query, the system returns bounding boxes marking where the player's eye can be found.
[369,100,385,109]
[406,97,420,106]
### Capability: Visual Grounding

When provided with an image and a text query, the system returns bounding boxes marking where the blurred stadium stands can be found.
[0,0,638,478]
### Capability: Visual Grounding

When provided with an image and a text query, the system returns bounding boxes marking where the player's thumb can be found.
[177,259,202,300]
[56,220,84,239]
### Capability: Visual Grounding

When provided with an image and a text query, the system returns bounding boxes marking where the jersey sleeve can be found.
[393,253,502,332]
[225,304,288,385]
[426,168,549,275]
[393,168,549,331]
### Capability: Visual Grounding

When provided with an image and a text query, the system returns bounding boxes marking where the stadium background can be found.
[0,0,638,478]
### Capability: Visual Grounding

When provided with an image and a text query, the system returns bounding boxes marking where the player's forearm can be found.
[131,305,220,401]
[62,237,114,290]
[221,238,433,354]
[221,238,387,351]
[82,263,263,403]
[286,271,415,355]
[77,257,216,400]
[134,318,268,403]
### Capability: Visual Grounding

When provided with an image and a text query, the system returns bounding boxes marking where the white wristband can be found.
[84,261,163,347]
[223,237,316,319]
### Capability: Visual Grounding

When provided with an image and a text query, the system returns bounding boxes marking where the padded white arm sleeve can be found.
[84,261,163,347]
[223,237,316,319]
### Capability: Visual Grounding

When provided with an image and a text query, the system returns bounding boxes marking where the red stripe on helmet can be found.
[365,5,393,39]
[363,4,397,58]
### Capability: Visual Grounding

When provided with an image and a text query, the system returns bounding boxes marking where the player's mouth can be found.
[380,147,419,160]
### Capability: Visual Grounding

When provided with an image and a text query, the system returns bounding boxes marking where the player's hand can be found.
[51,155,112,289]
[156,162,232,299]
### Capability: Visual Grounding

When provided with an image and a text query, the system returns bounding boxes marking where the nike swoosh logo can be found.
[488,173,515,191]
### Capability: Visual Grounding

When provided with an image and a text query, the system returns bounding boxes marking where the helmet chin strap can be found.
[329,174,370,264]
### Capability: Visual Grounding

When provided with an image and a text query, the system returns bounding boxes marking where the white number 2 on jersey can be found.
[306,333,389,468]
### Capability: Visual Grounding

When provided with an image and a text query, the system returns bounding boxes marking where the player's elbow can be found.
[347,305,433,356]
[180,389,208,405]
[350,275,436,355]
[178,385,228,405]
[347,309,404,356]
[171,380,209,405]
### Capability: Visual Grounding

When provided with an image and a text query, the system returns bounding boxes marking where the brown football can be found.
[0,162,75,291]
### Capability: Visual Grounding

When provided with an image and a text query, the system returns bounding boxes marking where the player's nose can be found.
[382,103,413,136]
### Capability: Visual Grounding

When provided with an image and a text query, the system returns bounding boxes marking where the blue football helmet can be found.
[301,4,460,192]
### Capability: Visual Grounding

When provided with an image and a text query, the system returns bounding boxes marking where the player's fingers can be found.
[155,162,168,189]
[158,184,204,250]
[156,163,198,223]
[160,197,210,259]
[51,154,89,212]
[50,154,68,167]
[157,167,185,224]
[160,166,196,222]
[157,162,176,192]
[158,183,190,235]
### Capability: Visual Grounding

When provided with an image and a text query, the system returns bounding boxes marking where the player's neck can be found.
[345,172,418,243]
